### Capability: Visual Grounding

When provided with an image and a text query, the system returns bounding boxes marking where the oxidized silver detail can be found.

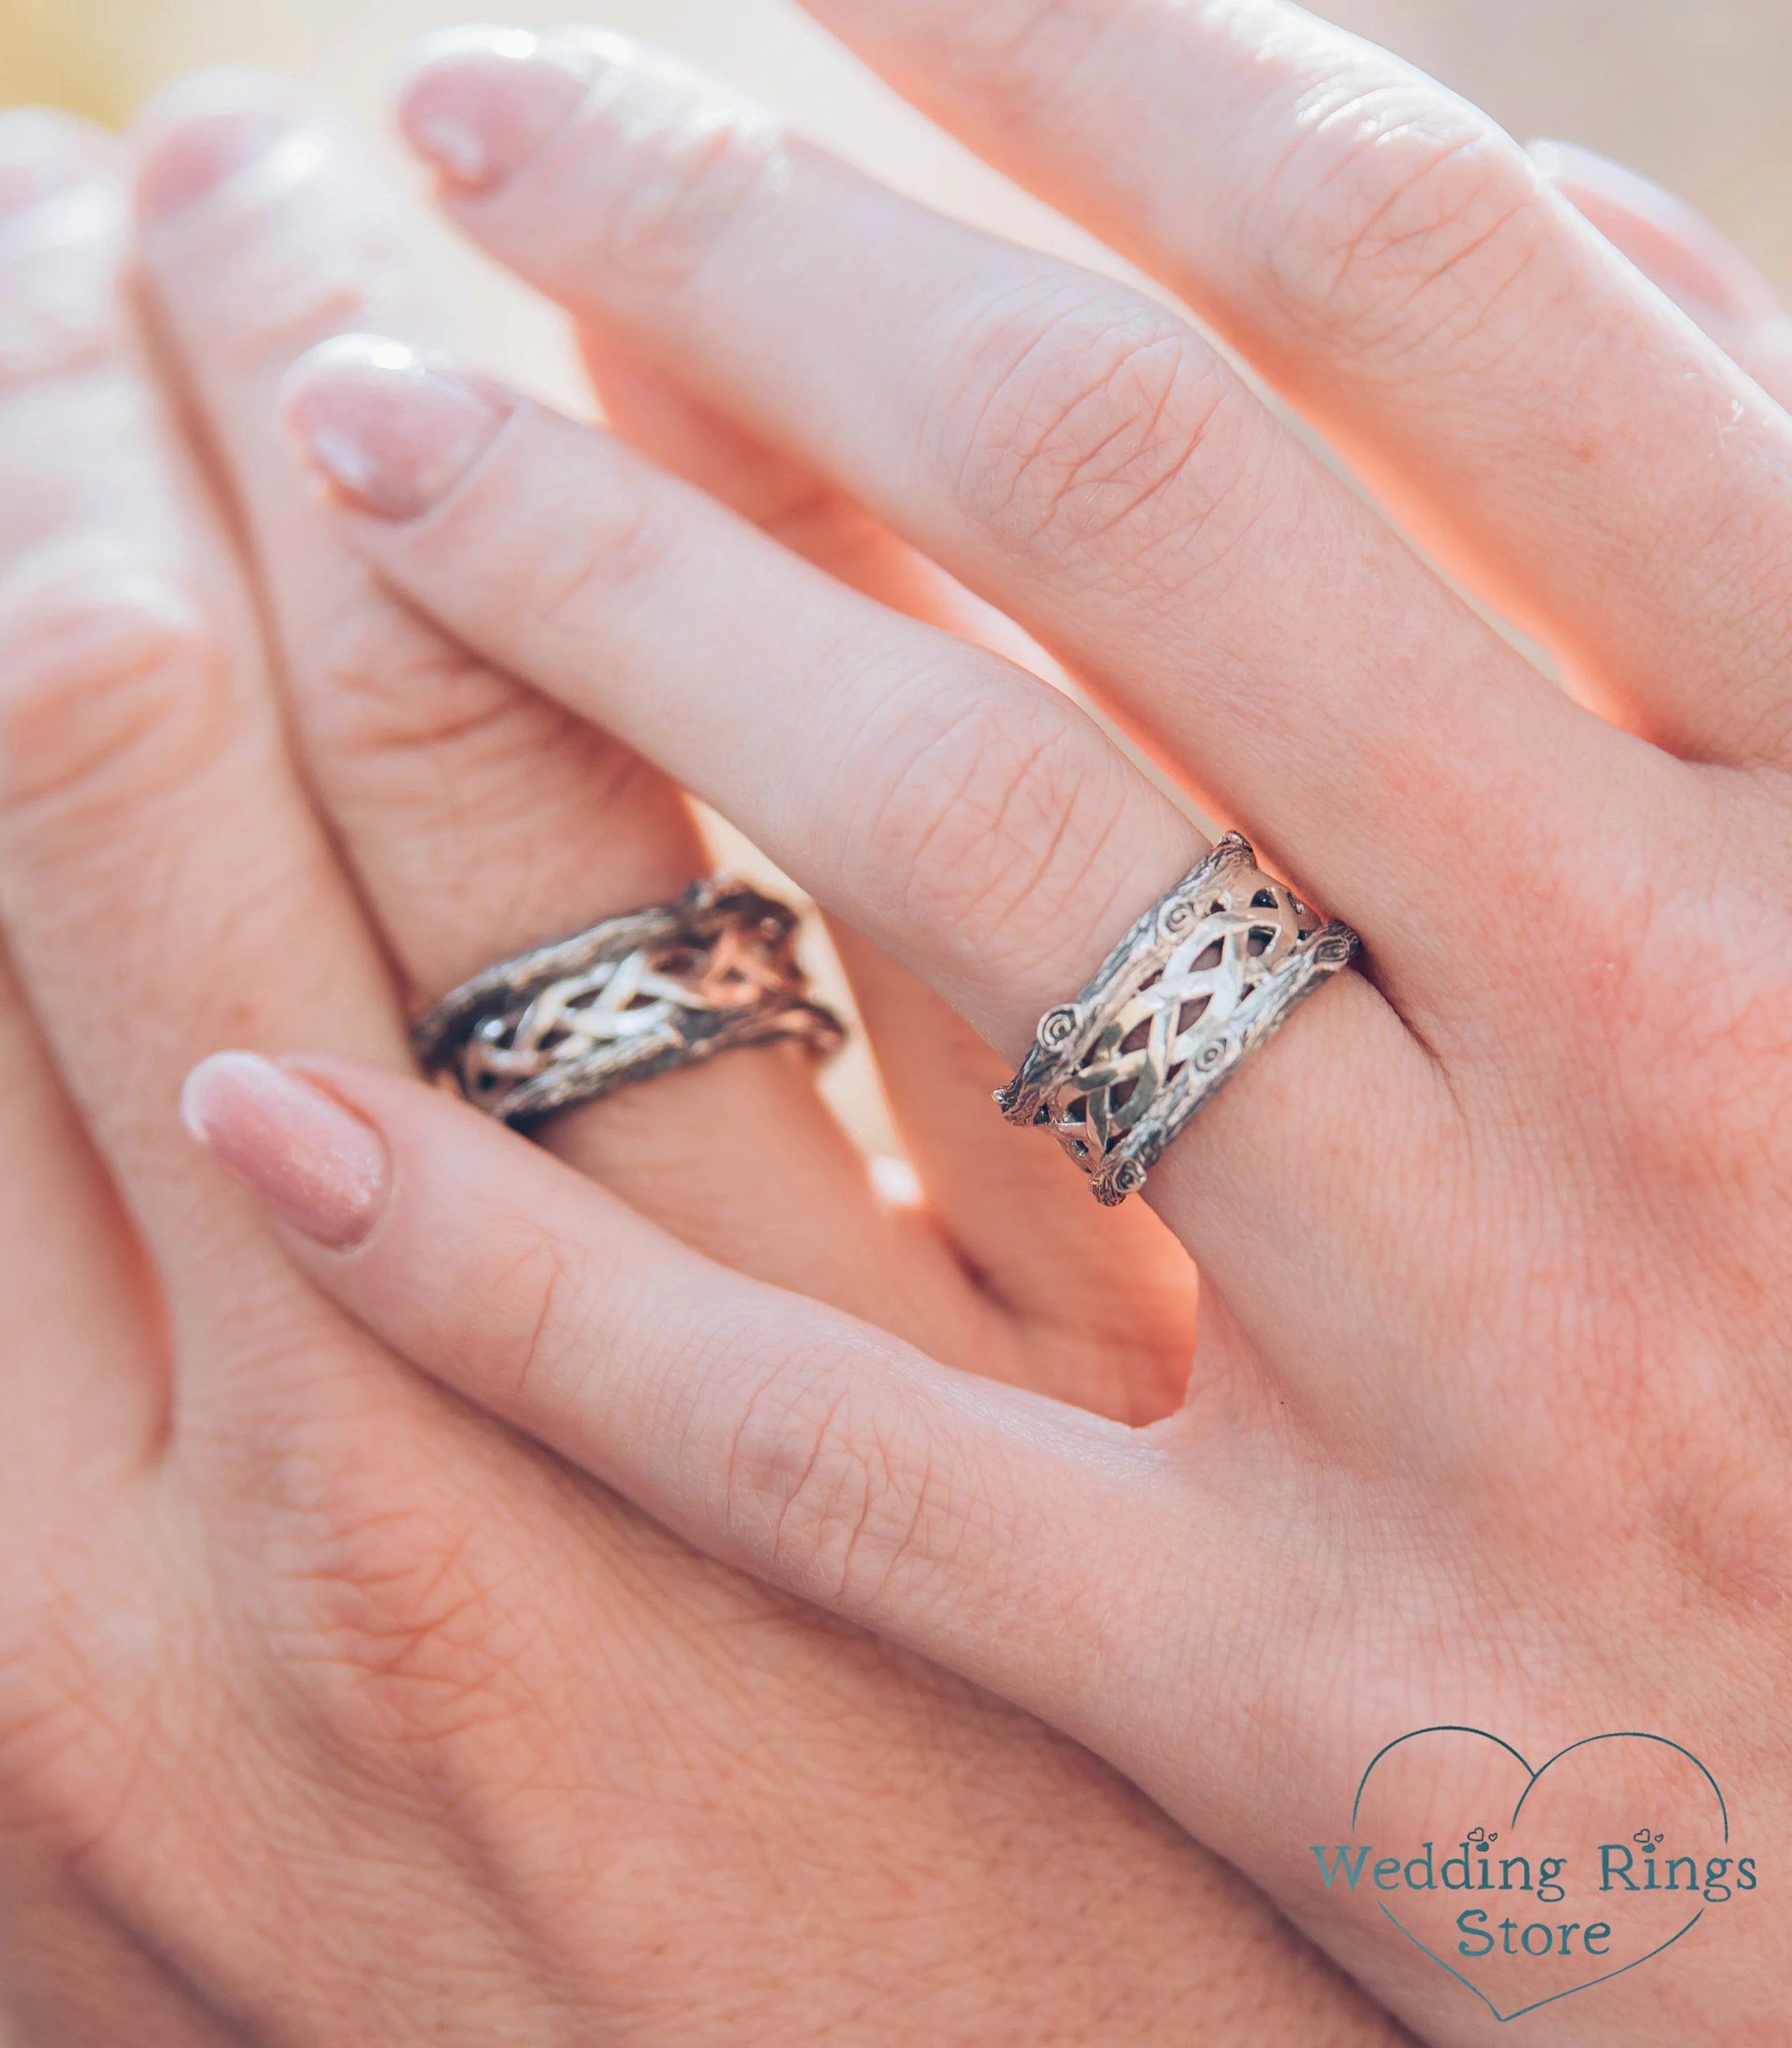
[994,834,1357,1205]
[413,877,845,1126]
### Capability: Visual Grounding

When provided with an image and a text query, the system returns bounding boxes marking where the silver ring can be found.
[413,876,846,1126]
[994,834,1358,1205]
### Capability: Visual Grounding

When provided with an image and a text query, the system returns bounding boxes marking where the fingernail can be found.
[182,1052,389,1251]
[1531,139,1784,328]
[136,104,299,225]
[394,25,597,192]
[283,335,513,521]
[0,110,109,220]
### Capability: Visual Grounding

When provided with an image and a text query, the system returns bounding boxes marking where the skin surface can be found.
[0,79,1417,2048]
[181,8,1792,2045]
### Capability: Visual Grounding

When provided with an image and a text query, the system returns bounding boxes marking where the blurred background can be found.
[1,0,1789,408]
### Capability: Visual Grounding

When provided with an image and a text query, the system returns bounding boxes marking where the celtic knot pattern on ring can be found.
[412,877,844,1126]
[995,834,1357,1204]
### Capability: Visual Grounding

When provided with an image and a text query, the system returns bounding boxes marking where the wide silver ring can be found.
[413,876,846,1126]
[994,834,1358,1205]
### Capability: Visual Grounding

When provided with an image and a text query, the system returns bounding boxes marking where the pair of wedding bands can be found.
[414,838,1358,1206]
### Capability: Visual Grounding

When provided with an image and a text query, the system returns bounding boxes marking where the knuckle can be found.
[476,1224,593,1413]
[0,174,127,400]
[842,660,1154,989]
[1255,79,1548,355]
[240,1365,544,1758]
[280,1500,535,1759]
[934,281,1231,560]
[142,109,411,373]
[502,469,683,646]
[0,561,238,834]
[562,47,786,297]
[300,592,577,783]
[720,1350,978,1618]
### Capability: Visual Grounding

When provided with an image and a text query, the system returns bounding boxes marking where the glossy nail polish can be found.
[283,335,513,521]
[182,1052,389,1249]
[395,27,597,192]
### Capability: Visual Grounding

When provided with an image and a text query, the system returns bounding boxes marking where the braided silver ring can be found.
[413,877,845,1126]
[995,834,1357,1205]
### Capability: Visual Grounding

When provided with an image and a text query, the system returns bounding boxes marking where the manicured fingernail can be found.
[394,25,597,192]
[1531,139,1784,328]
[0,110,109,219]
[283,335,513,521]
[136,104,299,225]
[182,1052,389,1250]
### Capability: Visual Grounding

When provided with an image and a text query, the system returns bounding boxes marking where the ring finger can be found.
[130,72,1036,1375]
[387,26,1673,1038]
[281,335,1447,1418]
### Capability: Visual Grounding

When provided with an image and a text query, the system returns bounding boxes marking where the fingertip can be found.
[281,335,515,522]
[391,23,599,193]
[181,1051,390,1252]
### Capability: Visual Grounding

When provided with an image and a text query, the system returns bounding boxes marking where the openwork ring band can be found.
[996,834,1359,1205]
[413,877,845,1126]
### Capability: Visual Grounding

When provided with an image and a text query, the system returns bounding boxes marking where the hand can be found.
[0,86,1406,2047]
[207,10,1792,2043]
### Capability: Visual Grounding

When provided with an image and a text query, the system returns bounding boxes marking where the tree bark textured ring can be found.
[413,877,845,1126]
[995,834,1359,1204]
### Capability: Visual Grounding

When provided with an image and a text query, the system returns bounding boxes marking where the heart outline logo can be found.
[1351,1726,1727,2024]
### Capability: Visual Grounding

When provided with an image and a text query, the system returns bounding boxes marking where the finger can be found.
[281,338,1448,1406]
[127,93,1161,1419]
[0,139,156,1477]
[0,1862,242,2048]
[0,937,156,1497]
[791,0,1792,765]
[180,1051,1197,1755]
[1533,141,1792,415]
[0,111,403,1371]
[585,341,1199,1412]
[130,72,699,1003]
[126,79,988,1363]
[827,923,1198,1423]
[388,27,1648,982]
[580,332,1044,666]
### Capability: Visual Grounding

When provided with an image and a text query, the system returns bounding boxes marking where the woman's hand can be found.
[0,87,1410,2047]
[201,9,1792,2042]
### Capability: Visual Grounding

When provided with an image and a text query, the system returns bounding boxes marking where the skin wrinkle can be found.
[847,674,1161,1007]
[145,132,431,371]
[821,581,1176,933]
[0,576,238,822]
[937,285,1234,562]
[459,1219,659,1446]
[272,1528,535,1756]
[51,8,1792,2030]
[795,0,1792,778]
[1099,418,1283,635]
[504,468,684,657]
[542,48,792,306]
[299,595,537,760]
[1267,103,1541,348]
